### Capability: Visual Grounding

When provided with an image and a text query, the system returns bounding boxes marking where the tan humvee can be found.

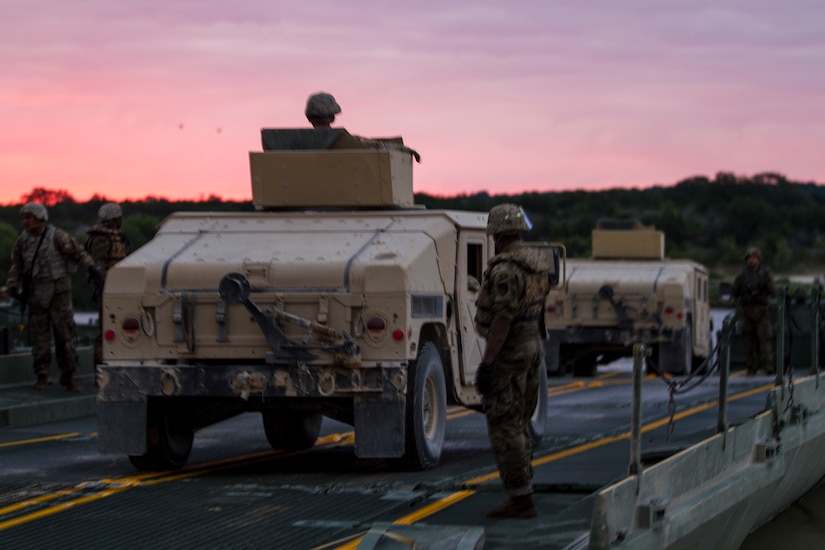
[97,128,562,470]
[543,220,711,376]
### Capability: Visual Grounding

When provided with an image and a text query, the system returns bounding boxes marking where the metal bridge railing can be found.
[627,285,824,476]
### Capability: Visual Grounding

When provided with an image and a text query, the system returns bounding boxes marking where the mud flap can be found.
[97,400,147,455]
[353,395,405,458]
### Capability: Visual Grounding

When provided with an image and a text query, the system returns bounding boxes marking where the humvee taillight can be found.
[122,316,140,334]
[664,306,684,319]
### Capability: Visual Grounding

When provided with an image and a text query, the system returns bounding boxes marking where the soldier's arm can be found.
[4,238,24,289]
[730,275,743,299]
[480,263,522,364]
[481,315,512,365]
[55,228,96,270]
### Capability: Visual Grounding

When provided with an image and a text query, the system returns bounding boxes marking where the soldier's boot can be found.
[59,372,81,393]
[486,494,537,519]
[33,375,48,391]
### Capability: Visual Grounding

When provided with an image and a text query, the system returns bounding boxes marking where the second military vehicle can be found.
[543,220,711,376]
[96,128,562,470]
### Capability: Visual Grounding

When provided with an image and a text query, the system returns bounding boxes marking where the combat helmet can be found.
[744,247,761,260]
[98,202,123,222]
[486,203,533,236]
[305,92,341,118]
[20,202,48,221]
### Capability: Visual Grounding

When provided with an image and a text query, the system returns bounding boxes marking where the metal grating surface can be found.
[0,478,424,549]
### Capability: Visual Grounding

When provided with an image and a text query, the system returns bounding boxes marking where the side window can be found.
[467,242,484,288]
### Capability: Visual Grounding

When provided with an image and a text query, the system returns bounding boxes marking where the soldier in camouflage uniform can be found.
[474,203,553,518]
[85,202,131,369]
[0,203,102,392]
[731,247,776,375]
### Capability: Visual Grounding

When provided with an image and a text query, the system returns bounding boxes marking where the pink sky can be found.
[1,0,824,204]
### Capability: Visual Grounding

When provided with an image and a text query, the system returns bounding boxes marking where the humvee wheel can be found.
[262,411,323,451]
[572,359,597,377]
[397,342,447,470]
[528,360,549,445]
[659,323,693,375]
[128,407,194,471]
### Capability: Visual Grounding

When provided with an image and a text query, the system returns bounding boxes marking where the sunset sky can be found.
[2,0,823,205]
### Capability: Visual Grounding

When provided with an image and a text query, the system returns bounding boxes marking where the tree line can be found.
[1,171,823,310]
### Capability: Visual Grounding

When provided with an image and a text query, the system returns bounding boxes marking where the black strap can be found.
[26,226,48,276]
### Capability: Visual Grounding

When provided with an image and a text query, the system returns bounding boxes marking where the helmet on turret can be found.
[305,92,341,127]
[98,202,123,222]
[20,202,48,221]
[486,203,533,236]
[744,247,761,260]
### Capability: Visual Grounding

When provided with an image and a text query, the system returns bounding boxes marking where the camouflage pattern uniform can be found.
[731,249,776,374]
[477,241,552,499]
[6,219,97,379]
[85,204,130,367]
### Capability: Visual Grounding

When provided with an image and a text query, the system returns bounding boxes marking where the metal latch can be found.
[318,296,329,324]
[216,299,228,342]
[637,498,668,530]
[173,298,184,342]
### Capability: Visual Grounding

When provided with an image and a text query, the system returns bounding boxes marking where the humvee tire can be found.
[572,357,598,377]
[262,410,323,451]
[397,342,447,470]
[657,323,693,375]
[128,402,194,471]
[529,361,549,445]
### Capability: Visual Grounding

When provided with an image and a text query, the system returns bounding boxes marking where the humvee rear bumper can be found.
[97,362,407,457]
[544,326,680,374]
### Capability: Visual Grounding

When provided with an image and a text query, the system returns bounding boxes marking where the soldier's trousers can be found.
[482,338,542,498]
[742,308,775,374]
[28,288,78,377]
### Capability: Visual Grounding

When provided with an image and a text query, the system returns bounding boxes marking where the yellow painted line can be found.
[392,490,476,525]
[0,433,82,448]
[447,409,476,420]
[548,376,640,396]
[0,487,132,530]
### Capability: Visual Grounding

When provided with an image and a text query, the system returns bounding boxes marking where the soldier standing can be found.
[474,203,553,518]
[731,247,776,375]
[0,203,102,392]
[85,202,131,369]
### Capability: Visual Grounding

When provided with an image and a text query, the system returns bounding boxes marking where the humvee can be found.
[543,220,711,376]
[97,128,562,470]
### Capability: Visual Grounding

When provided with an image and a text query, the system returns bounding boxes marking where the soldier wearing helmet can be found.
[1,202,101,392]
[473,203,552,518]
[300,91,423,162]
[305,92,341,129]
[731,246,775,375]
[86,202,131,370]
